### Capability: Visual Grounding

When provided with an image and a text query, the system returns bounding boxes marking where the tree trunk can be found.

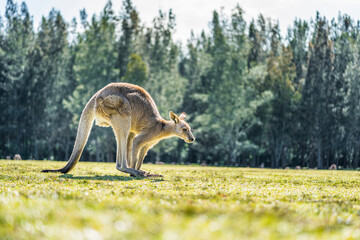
[317,136,323,169]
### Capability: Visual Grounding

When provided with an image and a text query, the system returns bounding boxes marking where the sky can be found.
[1,0,360,44]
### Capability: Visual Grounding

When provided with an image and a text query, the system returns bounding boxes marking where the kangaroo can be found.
[42,82,195,177]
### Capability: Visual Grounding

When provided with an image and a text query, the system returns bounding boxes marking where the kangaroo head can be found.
[169,111,195,143]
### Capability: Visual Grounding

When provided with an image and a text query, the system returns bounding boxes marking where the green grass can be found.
[1,160,360,239]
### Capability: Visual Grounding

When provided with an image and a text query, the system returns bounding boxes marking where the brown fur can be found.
[42,82,195,177]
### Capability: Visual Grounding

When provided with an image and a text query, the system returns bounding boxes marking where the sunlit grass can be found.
[1,160,360,239]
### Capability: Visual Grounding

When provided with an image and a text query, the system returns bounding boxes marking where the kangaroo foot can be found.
[116,166,144,177]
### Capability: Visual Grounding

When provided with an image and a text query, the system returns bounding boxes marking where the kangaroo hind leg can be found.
[111,116,144,177]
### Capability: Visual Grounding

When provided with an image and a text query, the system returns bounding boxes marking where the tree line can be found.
[1,0,360,169]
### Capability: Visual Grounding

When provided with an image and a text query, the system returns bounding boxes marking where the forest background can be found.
[1,0,360,169]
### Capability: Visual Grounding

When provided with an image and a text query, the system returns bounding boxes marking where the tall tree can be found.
[118,0,139,78]
[301,14,334,168]
[263,46,298,168]
[1,0,34,158]
[343,44,360,168]
[287,19,309,84]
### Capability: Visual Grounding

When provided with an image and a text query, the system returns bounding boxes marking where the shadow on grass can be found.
[60,174,138,181]
[59,174,165,182]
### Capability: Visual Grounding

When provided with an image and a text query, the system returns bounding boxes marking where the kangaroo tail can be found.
[42,100,95,174]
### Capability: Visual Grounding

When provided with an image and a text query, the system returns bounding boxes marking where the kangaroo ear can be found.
[169,111,180,124]
[179,112,187,120]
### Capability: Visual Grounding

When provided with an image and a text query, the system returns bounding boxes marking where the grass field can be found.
[1,160,360,239]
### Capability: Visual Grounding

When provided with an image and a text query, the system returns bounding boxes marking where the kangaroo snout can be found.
[186,136,195,143]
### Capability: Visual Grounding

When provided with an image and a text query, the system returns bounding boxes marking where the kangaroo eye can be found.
[182,128,187,132]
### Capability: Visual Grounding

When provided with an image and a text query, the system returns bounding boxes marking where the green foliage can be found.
[2,160,360,239]
[123,53,148,86]
[343,45,360,168]
[288,19,309,84]
[262,46,299,168]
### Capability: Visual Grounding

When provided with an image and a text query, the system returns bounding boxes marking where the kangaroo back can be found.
[42,99,95,173]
